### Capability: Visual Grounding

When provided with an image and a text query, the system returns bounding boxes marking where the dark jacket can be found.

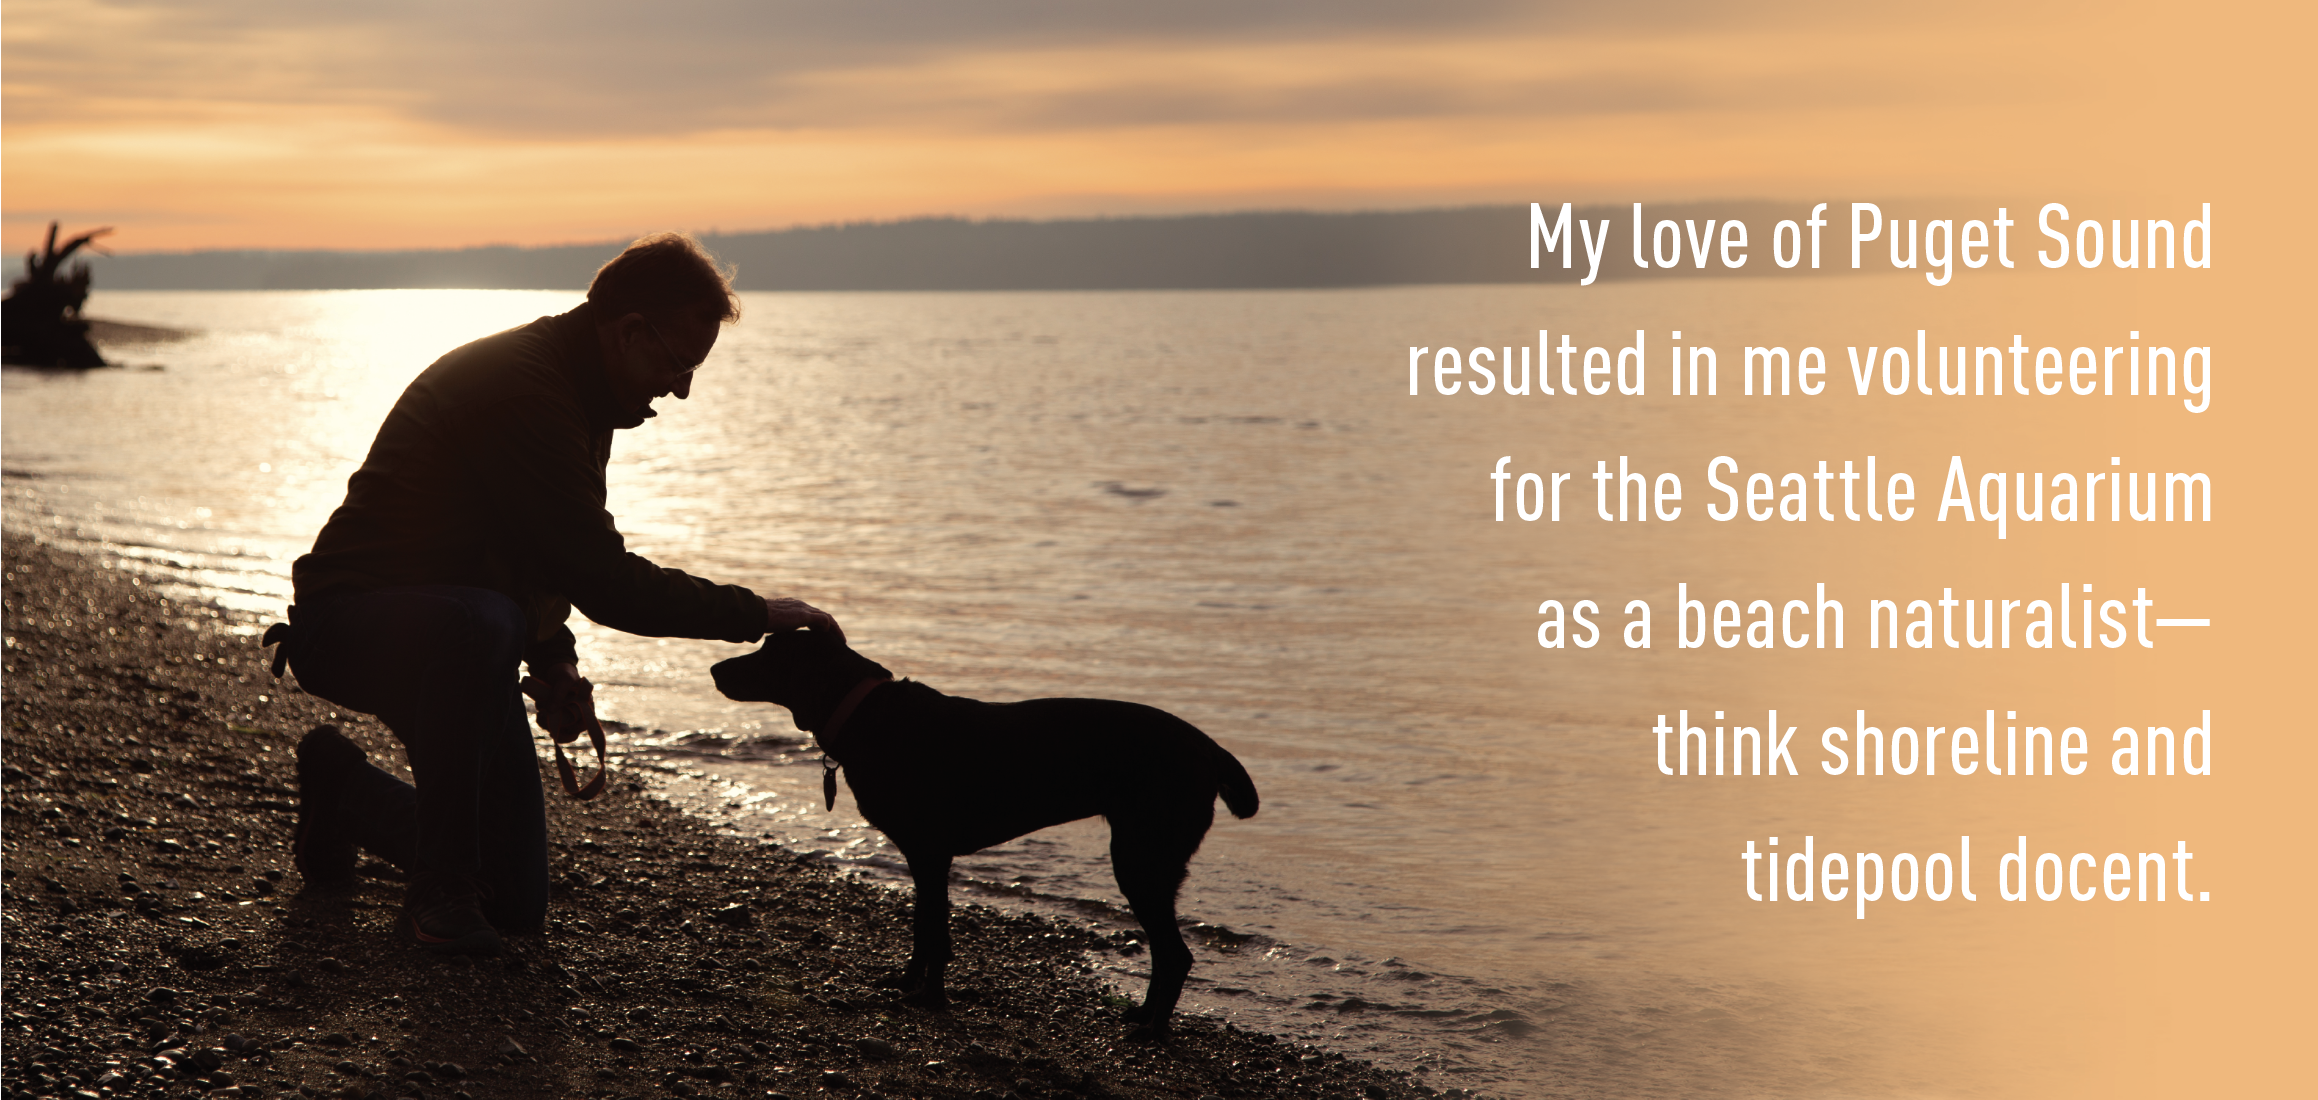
[291,303,768,668]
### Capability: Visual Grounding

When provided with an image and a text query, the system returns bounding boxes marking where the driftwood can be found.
[3,222,113,368]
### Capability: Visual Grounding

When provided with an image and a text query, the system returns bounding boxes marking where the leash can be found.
[520,674,608,801]
[267,613,608,801]
[262,621,295,677]
[813,676,889,811]
[553,711,610,802]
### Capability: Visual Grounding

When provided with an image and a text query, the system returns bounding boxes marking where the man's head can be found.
[587,232,741,427]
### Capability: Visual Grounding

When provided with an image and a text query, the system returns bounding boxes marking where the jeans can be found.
[287,585,549,932]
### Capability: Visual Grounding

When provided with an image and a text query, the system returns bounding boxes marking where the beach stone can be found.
[710,903,753,928]
[609,1037,642,1052]
[856,1038,898,1059]
[192,1046,228,1070]
[960,1044,1010,1068]
[334,1060,363,1075]
[496,1038,526,1057]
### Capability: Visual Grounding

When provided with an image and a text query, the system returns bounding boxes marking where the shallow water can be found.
[8,283,2083,1097]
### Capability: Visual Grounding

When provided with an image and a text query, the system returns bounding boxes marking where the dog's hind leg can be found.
[900,850,954,1009]
[1110,825,1200,1037]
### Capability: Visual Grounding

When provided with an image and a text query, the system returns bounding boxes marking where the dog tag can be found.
[822,761,839,812]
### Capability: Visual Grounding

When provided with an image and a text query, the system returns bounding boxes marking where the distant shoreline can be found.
[37,203,1849,293]
[86,317,198,346]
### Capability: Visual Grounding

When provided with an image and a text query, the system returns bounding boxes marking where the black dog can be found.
[710,628,1259,1035]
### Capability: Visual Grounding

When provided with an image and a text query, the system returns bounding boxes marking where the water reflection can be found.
[7,282,2044,1097]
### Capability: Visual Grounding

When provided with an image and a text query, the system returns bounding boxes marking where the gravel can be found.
[3,531,1451,1100]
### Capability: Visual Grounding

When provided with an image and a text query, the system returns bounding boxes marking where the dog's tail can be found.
[1210,742,1260,819]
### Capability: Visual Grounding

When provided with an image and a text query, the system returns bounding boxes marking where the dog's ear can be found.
[775,625,887,681]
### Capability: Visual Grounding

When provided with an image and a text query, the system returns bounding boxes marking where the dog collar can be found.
[819,675,891,739]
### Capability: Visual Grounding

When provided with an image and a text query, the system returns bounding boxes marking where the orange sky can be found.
[4,1,2299,253]
[4,0,2290,254]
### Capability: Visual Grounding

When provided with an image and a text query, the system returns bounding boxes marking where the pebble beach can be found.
[1,530,1442,1100]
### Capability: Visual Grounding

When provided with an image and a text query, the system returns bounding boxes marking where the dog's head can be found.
[710,628,890,719]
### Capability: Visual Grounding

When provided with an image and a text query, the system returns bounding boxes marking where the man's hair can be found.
[587,232,741,323]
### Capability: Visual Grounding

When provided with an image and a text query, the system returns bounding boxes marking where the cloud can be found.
[7,0,2114,251]
[8,0,1911,137]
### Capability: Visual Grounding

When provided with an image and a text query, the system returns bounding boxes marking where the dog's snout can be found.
[709,656,748,699]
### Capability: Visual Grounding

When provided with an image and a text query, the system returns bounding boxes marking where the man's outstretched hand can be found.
[521,662,598,744]
[765,596,843,642]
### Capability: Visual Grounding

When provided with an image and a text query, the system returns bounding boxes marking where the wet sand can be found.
[1,531,1441,1100]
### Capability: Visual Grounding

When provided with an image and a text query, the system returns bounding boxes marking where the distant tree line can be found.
[40,203,1846,292]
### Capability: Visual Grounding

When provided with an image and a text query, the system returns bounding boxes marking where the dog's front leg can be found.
[900,850,954,1009]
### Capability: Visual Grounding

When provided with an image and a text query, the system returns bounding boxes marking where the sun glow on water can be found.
[5,289,586,609]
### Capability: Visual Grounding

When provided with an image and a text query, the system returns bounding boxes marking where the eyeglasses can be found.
[643,319,704,378]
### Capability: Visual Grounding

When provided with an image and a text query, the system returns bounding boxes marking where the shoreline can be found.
[86,318,199,347]
[2,531,1450,1100]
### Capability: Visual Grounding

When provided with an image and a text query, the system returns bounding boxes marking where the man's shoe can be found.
[293,724,366,886]
[404,873,502,955]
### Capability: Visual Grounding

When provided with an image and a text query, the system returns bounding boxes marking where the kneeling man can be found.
[274,233,836,953]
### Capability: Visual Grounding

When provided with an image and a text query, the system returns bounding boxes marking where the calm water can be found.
[8,284,2058,1097]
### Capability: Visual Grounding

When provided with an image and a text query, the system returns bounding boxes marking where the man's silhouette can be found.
[274,232,837,954]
